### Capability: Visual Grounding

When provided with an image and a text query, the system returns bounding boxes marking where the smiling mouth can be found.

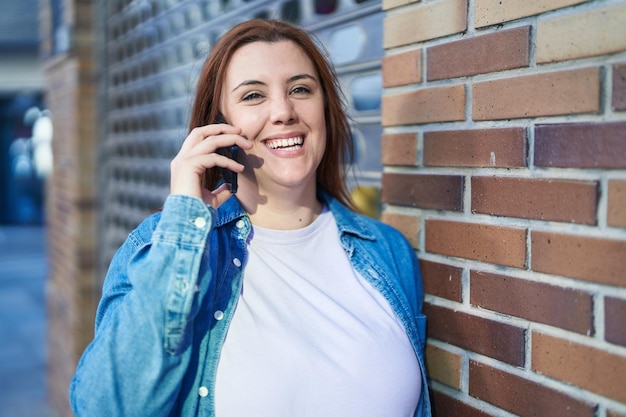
[265,136,304,151]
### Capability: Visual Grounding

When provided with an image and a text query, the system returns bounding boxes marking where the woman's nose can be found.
[269,96,297,124]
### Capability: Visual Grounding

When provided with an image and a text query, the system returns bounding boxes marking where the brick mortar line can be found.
[524,227,532,278]
[466,0,476,34]
[524,315,533,372]
[460,263,471,306]
[377,112,622,132]
[605,60,617,119]
[382,166,618,184]
[463,82,472,126]
[594,293,606,343]
[525,123,535,180]
[528,16,538,68]
[598,176,610,229]
[417,250,626,297]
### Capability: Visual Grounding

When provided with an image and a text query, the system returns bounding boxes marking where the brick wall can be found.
[40,0,98,415]
[380,0,626,415]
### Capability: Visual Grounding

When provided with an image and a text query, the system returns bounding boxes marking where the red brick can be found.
[470,270,593,334]
[533,331,626,403]
[531,231,626,287]
[535,121,626,169]
[427,26,530,81]
[470,361,596,417]
[381,133,417,166]
[420,259,463,302]
[608,180,626,227]
[471,177,598,224]
[605,296,626,347]
[425,220,527,268]
[424,303,526,366]
[431,390,494,417]
[614,63,626,111]
[381,211,419,249]
[426,344,462,389]
[383,0,467,47]
[381,173,464,211]
[382,49,421,87]
[423,128,526,168]
[536,3,626,63]
[473,67,600,120]
[382,85,465,126]
[474,0,587,28]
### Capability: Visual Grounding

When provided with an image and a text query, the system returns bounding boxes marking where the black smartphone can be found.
[214,114,239,194]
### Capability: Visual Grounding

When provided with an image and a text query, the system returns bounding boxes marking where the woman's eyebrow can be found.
[232,80,266,92]
[231,73,318,92]
[287,73,318,84]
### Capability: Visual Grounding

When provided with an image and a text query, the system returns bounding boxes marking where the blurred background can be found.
[0,0,57,415]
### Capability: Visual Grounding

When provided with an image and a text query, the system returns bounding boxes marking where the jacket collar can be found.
[214,189,376,242]
[319,190,376,241]
[214,194,248,227]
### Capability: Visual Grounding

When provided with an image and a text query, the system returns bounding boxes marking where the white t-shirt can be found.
[215,209,421,416]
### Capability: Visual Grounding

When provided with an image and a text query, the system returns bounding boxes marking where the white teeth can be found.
[267,136,303,149]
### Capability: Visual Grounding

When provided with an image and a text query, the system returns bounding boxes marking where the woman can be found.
[70,19,431,417]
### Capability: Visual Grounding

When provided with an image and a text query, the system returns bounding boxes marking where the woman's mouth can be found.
[265,136,304,151]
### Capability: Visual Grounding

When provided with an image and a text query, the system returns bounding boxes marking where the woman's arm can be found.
[69,195,214,417]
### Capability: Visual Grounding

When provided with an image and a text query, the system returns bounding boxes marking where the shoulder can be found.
[357,212,412,251]
[126,211,162,249]
[326,195,413,253]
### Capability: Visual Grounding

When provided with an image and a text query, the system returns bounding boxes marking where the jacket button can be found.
[233,258,241,267]
[214,310,224,321]
[236,219,245,228]
[193,217,207,228]
[198,386,209,397]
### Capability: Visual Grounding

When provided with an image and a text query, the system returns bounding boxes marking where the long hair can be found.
[189,19,356,210]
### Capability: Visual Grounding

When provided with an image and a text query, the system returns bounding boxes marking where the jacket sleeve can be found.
[69,195,214,417]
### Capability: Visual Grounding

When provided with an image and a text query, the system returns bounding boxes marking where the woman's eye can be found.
[291,86,312,95]
[242,92,263,101]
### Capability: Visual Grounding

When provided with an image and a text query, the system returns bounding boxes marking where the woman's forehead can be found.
[225,40,317,82]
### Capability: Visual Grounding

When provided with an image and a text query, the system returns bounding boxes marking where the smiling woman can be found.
[69,19,431,417]
[219,40,328,224]
[191,19,355,214]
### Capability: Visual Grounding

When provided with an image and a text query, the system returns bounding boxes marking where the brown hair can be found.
[189,19,356,210]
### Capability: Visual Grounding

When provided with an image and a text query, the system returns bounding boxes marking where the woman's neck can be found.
[236,181,323,230]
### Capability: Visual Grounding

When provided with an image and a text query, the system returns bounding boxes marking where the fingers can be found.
[169,123,251,201]
[178,123,242,155]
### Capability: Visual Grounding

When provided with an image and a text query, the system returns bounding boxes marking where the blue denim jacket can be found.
[70,192,431,417]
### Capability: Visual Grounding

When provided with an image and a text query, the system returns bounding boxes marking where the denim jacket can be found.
[70,192,431,417]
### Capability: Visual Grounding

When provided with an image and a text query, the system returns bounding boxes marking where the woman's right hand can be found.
[169,122,251,208]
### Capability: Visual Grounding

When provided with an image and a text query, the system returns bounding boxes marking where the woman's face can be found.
[220,40,326,195]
